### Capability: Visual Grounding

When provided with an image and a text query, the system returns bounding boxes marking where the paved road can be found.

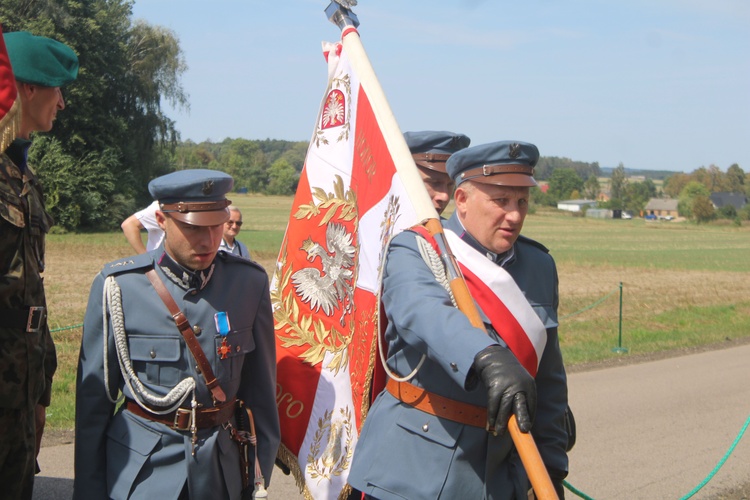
[566,343,750,500]
[34,343,750,499]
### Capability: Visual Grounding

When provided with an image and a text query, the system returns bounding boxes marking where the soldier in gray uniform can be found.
[348,141,568,499]
[74,169,280,499]
[404,131,470,216]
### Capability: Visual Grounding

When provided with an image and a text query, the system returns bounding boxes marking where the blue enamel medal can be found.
[215,312,232,359]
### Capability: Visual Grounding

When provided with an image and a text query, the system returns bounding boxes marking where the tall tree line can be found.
[1,0,187,230]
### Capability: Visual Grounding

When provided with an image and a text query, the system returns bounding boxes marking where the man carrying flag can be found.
[403,131,470,216]
[348,141,569,499]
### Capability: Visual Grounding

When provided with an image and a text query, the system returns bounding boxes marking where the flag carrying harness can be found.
[375,224,457,383]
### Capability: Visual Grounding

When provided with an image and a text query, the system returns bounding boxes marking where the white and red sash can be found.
[412,226,547,377]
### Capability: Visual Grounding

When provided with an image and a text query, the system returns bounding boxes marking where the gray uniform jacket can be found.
[348,213,568,500]
[74,248,280,499]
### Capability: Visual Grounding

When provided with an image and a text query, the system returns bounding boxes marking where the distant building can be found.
[710,192,747,210]
[644,198,678,218]
[557,199,598,212]
[586,208,613,219]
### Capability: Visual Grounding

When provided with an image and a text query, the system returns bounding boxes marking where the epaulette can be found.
[516,234,549,254]
[217,250,266,273]
[101,252,154,277]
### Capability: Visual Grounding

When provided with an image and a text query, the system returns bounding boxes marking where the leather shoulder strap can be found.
[145,268,227,403]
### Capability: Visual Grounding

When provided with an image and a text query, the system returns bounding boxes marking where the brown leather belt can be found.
[126,398,236,431]
[386,378,487,428]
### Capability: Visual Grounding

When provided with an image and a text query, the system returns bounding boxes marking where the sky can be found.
[131,0,750,173]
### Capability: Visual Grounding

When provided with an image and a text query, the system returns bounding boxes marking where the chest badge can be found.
[215,312,232,359]
[217,339,232,360]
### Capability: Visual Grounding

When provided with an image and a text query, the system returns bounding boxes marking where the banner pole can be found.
[325,3,558,498]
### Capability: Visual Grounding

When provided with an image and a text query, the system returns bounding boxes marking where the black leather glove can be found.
[472,344,536,435]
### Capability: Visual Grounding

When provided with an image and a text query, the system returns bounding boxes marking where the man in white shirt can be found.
[121,200,165,253]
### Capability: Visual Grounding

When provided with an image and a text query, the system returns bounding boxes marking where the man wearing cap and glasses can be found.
[0,29,78,499]
[220,205,251,259]
[404,131,470,216]
[348,141,568,499]
[74,169,280,499]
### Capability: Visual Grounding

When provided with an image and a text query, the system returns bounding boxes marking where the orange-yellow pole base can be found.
[509,415,558,500]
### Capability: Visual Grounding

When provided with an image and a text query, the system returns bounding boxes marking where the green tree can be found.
[266,158,298,195]
[717,204,737,220]
[706,165,725,193]
[534,156,600,182]
[220,139,262,191]
[583,175,601,201]
[30,137,120,230]
[0,0,188,228]
[530,188,557,207]
[547,168,583,201]
[692,195,715,223]
[624,179,657,213]
[664,172,691,198]
[677,181,711,219]
[609,163,627,209]
[725,164,745,193]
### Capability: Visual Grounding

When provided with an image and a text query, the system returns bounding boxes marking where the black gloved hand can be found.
[472,344,536,435]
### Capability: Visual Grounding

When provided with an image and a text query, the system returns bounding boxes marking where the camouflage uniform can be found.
[0,142,57,499]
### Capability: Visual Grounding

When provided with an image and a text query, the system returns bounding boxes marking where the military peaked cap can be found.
[404,130,470,174]
[447,140,539,187]
[149,169,233,226]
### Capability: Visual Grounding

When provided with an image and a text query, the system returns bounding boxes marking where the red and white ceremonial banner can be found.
[271,28,435,499]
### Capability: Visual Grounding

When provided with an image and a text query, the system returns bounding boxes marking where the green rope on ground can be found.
[678,413,750,500]
[560,287,619,321]
[564,480,595,500]
[50,323,83,333]
[563,411,750,499]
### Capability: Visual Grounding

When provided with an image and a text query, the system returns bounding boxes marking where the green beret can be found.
[3,31,78,87]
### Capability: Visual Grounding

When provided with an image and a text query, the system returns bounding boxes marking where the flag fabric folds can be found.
[271,37,421,500]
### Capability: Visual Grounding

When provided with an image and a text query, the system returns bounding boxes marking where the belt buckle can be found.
[26,306,46,333]
[482,165,490,176]
[173,408,192,431]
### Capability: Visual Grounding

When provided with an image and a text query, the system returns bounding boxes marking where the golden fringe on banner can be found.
[0,98,21,153]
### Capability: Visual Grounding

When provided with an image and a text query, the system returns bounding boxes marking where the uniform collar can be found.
[156,249,215,290]
[444,212,515,266]
[5,138,32,174]
[220,238,236,251]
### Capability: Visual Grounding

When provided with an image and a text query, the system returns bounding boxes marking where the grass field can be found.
[41,195,750,429]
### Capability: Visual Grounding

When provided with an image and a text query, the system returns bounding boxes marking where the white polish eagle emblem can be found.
[292,222,356,324]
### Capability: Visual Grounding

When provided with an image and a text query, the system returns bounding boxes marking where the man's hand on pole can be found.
[473,345,536,435]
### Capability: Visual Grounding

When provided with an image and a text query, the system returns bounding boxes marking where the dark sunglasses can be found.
[227,220,243,227]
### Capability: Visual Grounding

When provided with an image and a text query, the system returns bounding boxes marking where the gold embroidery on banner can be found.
[276,383,305,419]
[356,134,377,183]
[306,407,354,483]
[315,73,352,147]
[378,194,402,271]
[272,175,359,373]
